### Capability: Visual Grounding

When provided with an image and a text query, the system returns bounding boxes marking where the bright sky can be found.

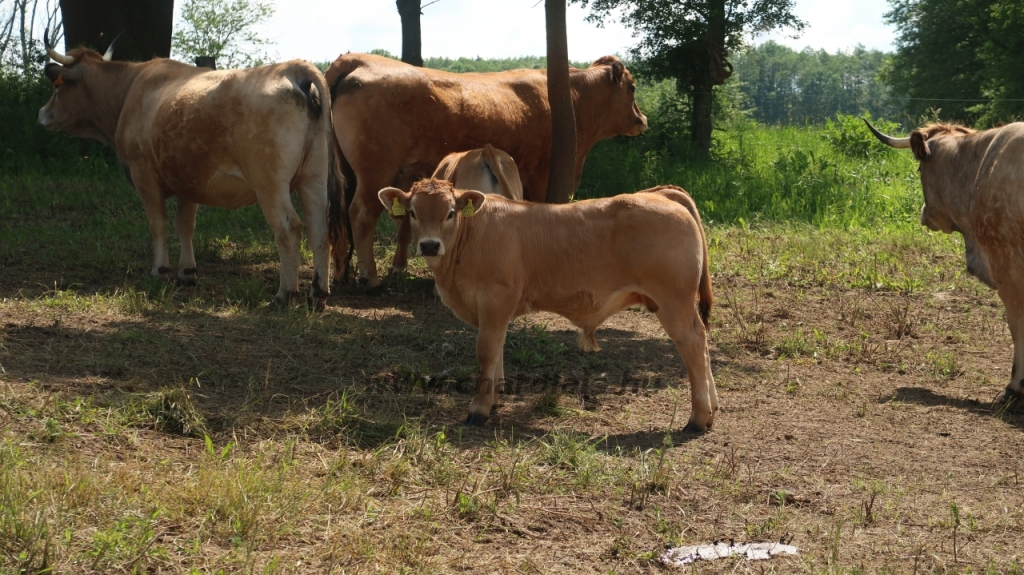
[240,0,898,65]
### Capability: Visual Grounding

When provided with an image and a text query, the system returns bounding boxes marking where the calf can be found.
[379,179,717,430]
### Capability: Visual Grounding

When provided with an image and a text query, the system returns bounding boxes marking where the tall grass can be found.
[579,113,921,229]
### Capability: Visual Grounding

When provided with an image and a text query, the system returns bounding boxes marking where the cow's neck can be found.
[932,129,1000,235]
[88,62,146,148]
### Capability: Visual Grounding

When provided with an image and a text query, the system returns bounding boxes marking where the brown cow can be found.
[326,53,648,288]
[379,179,717,430]
[38,31,346,308]
[866,119,1024,403]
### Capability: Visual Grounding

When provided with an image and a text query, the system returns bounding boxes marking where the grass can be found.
[2,120,1022,572]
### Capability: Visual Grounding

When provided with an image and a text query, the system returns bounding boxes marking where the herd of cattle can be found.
[35,32,1024,428]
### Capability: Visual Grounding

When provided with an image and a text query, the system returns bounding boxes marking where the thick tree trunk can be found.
[691,0,727,155]
[396,0,423,67]
[59,0,174,62]
[544,0,576,204]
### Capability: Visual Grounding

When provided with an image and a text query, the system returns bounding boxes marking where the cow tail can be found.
[656,185,713,329]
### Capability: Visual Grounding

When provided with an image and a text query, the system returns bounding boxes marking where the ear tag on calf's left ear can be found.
[52,75,64,86]
[462,199,475,218]
[390,198,406,217]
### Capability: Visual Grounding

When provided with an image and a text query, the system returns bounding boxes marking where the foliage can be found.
[0,0,61,74]
[423,55,590,73]
[885,0,1024,126]
[171,0,275,69]
[732,41,904,126]
[823,113,902,158]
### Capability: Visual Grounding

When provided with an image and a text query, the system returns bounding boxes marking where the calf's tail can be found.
[647,185,713,329]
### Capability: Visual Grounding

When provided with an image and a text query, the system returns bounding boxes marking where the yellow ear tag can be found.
[462,199,475,218]
[390,197,406,217]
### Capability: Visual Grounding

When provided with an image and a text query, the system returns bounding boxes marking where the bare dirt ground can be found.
[2,226,1023,574]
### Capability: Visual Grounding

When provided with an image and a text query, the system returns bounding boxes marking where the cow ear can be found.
[378,187,409,216]
[608,61,624,85]
[44,63,68,85]
[455,190,486,217]
[910,131,931,162]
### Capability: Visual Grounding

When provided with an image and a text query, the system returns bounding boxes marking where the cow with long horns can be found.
[38,30,347,308]
[866,119,1024,403]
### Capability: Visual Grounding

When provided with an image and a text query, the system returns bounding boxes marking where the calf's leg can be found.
[349,180,389,289]
[174,198,199,284]
[132,173,171,278]
[998,285,1024,404]
[655,302,718,432]
[467,302,514,426]
[390,215,412,275]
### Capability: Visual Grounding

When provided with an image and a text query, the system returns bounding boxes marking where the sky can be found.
[237,0,898,65]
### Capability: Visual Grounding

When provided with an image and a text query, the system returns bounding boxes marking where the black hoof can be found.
[306,296,327,312]
[998,388,1023,410]
[358,277,369,286]
[365,284,386,296]
[465,412,489,426]
[157,266,172,275]
[681,422,707,434]
[176,276,197,287]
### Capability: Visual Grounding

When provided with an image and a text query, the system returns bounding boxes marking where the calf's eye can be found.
[447,210,455,220]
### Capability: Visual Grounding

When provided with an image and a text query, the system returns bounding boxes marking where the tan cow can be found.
[866,120,1024,402]
[433,144,524,200]
[379,179,717,431]
[326,53,648,289]
[38,31,346,308]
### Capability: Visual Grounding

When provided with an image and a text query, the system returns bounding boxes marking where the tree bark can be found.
[396,0,423,67]
[690,0,727,155]
[59,0,174,62]
[544,0,576,204]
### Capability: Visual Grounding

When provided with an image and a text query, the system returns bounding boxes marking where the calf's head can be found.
[38,29,121,140]
[378,179,486,258]
[588,56,648,137]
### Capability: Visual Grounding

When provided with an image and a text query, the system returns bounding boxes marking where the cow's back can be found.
[328,54,551,197]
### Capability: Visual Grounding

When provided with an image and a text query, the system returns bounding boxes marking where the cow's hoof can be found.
[176,273,198,286]
[465,412,489,426]
[681,422,708,434]
[306,295,327,312]
[998,387,1024,409]
[358,277,369,286]
[365,283,386,296]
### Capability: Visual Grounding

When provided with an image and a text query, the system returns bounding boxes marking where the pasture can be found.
[2,123,1023,574]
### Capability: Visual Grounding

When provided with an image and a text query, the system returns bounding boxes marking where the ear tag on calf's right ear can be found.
[462,199,475,218]
[391,198,406,217]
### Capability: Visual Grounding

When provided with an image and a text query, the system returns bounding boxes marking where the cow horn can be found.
[44,28,75,65]
[102,32,123,61]
[863,119,911,148]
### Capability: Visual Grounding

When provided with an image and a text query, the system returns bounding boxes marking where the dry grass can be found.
[3,211,1024,573]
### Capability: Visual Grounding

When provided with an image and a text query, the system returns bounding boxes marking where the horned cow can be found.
[38,31,347,308]
[379,179,717,430]
[867,119,1024,402]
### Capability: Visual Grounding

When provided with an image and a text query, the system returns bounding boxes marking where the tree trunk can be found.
[59,0,174,62]
[544,0,576,204]
[690,0,726,155]
[396,0,423,67]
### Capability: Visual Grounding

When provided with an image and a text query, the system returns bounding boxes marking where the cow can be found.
[378,179,717,431]
[433,144,524,200]
[866,119,1024,404]
[325,52,648,289]
[37,31,347,309]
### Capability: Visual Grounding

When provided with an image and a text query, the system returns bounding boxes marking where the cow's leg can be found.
[254,187,304,304]
[467,299,514,425]
[998,285,1024,404]
[133,175,171,278]
[390,215,412,275]
[296,177,331,310]
[349,181,388,289]
[654,302,717,432]
[174,198,199,285]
